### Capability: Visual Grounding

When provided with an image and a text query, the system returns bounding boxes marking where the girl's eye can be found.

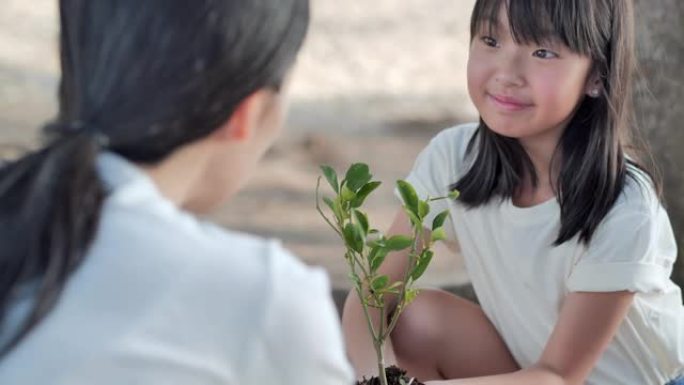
[533,49,559,59]
[481,36,499,48]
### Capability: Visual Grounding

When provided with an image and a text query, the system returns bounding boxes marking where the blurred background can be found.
[1,0,682,299]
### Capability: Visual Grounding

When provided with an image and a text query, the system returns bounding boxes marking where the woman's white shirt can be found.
[0,152,354,385]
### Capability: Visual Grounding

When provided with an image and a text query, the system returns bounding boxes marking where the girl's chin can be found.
[480,117,524,139]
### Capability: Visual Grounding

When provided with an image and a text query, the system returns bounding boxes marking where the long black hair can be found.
[0,0,309,357]
[453,0,660,245]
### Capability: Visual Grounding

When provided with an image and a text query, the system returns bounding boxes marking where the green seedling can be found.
[316,163,459,385]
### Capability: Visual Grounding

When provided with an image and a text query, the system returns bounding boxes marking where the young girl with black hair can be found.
[344,1,683,384]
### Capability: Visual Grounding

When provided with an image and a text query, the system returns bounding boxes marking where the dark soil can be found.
[356,366,425,385]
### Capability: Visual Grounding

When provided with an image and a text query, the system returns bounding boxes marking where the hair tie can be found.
[92,132,110,148]
[44,120,110,149]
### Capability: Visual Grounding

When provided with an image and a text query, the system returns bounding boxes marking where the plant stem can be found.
[315,178,342,237]
[375,304,389,385]
[356,286,379,341]
[384,301,403,341]
[351,251,370,279]
[384,219,420,340]
[354,269,388,385]
[376,351,388,385]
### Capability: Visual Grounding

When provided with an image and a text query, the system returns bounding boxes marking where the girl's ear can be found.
[585,70,603,98]
[211,91,267,142]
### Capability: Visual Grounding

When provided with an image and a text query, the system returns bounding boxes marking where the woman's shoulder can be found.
[98,199,317,284]
[80,204,340,378]
[94,199,333,332]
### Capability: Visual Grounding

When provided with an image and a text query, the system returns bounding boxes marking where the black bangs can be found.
[470,0,610,57]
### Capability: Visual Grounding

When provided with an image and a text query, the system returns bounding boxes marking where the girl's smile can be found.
[486,93,534,112]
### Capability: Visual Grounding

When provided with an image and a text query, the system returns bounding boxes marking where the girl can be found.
[343,1,683,384]
[0,1,353,384]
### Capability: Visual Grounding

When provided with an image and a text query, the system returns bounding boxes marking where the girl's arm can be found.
[427,290,635,385]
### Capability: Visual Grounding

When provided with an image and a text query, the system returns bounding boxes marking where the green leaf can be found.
[404,288,420,306]
[371,275,389,291]
[366,230,384,248]
[340,184,356,202]
[387,281,403,291]
[354,210,369,235]
[410,250,434,281]
[385,281,404,295]
[343,223,364,253]
[366,240,383,249]
[449,190,461,200]
[397,180,419,216]
[324,196,343,221]
[323,196,341,220]
[351,181,381,208]
[385,235,413,251]
[320,165,339,193]
[418,200,430,219]
[336,198,349,220]
[405,208,421,227]
[369,246,389,273]
[431,227,447,242]
[432,210,450,230]
[348,272,362,290]
[323,196,335,212]
[345,163,372,192]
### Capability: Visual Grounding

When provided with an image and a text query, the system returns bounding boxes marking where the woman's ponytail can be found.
[0,130,106,357]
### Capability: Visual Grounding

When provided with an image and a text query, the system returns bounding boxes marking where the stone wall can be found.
[634,0,684,289]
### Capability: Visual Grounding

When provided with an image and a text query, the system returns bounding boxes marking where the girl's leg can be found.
[390,289,520,380]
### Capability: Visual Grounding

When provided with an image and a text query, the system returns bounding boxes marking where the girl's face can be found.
[467,10,595,146]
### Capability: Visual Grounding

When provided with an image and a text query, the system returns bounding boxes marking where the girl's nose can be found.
[494,53,525,88]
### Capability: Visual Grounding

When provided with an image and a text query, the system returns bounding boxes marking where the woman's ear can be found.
[211,91,269,142]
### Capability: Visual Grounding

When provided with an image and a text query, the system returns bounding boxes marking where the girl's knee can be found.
[390,289,458,359]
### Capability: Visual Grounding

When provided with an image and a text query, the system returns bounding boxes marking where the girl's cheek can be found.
[540,69,585,102]
[468,49,494,81]
[467,64,488,97]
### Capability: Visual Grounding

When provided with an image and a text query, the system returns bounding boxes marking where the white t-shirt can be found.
[402,122,684,385]
[0,152,354,385]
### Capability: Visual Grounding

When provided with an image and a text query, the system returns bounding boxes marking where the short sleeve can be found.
[249,243,354,384]
[395,123,477,236]
[567,199,678,294]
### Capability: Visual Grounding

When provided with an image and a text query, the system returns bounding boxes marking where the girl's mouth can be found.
[487,93,533,112]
